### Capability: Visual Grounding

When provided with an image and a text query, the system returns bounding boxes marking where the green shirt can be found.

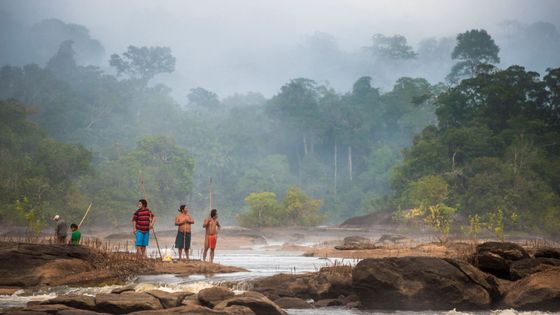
[71,230,81,245]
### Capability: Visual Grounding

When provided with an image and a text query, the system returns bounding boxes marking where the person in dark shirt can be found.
[53,215,67,244]
[132,199,156,259]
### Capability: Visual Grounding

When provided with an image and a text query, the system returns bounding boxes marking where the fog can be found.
[2,0,559,98]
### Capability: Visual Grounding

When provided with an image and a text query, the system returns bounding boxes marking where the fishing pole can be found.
[139,170,163,262]
[78,200,94,229]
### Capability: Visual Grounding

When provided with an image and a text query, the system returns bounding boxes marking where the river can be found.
[0,247,555,314]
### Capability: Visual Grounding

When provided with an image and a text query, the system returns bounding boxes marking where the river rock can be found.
[198,286,235,307]
[473,242,529,279]
[534,247,560,259]
[214,291,287,315]
[0,242,94,287]
[510,257,560,280]
[128,304,256,314]
[251,266,352,301]
[94,292,163,314]
[343,236,369,246]
[146,289,193,308]
[273,297,313,309]
[111,284,136,294]
[376,234,408,244]
[314,298,343,307]
[352,257,494,310]
[41,294,96,310]
[500,267,560,311]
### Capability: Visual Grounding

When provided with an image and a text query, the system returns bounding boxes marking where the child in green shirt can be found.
[69,223,81,245]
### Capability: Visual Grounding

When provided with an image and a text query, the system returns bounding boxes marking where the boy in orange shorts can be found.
[203,209,220,263]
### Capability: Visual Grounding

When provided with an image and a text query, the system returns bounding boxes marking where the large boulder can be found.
[0,242,93,287]
[352,257,495,310]
[473,242,529,279]
[510,257,560,280]
[500,267,560,311]
[214,291,287,315]
[94,293,163,314]
[197,286,235,307]
[251,266,352,301]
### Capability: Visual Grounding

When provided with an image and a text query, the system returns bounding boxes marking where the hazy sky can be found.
[2,0,559,97]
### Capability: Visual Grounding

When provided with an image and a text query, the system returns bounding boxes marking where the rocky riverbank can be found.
[0,241,246,290]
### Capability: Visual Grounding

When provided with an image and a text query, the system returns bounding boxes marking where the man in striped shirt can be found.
[132,199,156,259]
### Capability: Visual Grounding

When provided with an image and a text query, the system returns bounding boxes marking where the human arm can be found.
[150,212,156,229]
[203,217,209,228]
[186,214,194,224]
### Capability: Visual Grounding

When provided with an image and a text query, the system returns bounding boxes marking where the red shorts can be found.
[207,234,217,250]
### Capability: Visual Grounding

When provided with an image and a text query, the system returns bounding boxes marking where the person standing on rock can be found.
[132,199,155,259]
[203,208,220,263]
[175,204,194,260]
[52,215,68,244]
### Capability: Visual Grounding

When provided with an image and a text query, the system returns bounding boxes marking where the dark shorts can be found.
[175,231,191,249]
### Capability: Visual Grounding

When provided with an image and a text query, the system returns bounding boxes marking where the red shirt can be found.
[132,208,154,232]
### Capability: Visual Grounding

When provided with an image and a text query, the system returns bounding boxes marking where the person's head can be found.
[138,199,147,208]
[53,215,60,222]
[210,209,217,218]
[70,223,78,231]
[179,204,187,213]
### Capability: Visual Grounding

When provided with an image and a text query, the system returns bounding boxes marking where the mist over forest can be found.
[1,0,559,237]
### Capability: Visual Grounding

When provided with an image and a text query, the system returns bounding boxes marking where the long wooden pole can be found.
[139,171,163,261]
[78,200,94,229]
[209,177,213,211]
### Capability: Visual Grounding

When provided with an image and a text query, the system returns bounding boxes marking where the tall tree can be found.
[447,29,500,83]
[109,45,175,85]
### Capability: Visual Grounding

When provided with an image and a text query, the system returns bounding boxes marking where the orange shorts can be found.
[207,234,217,250]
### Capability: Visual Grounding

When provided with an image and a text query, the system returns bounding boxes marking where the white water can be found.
[0,248,557,314]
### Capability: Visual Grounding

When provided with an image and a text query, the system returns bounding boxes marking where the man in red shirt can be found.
[132,199,156,259]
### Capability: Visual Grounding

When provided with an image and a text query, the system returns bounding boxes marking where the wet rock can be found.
[251,266,352,301]
[181,294,202,307]
[273,297,313,309]
[198,286,236,307]
[500,267,560,311]
[510,257,560,280]
[146,289,193,308]
[473,242,529,279]
[94,292,163,314]
[534,247,560,259]
[353,257,493,310]
[214,291,287,315]
[41,294,96,310]
[20,303,73,313]
[59,310,112,315]
[314,298,343,307]
[111,284,136,294]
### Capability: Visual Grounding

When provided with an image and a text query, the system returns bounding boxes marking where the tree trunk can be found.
[303,135,308,156]
[348,145,353,181]
[334,142,338,195]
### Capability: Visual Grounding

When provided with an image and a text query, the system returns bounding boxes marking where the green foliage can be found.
[238,192,281,227]
[109,45,175,84]
[238,187,324,227]
[448,29,500,83]
[393,66,560,236]
[407,175,449,208]
[370,34,417,60]
[15,197,44,238]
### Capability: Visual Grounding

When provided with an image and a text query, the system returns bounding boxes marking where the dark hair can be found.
[70,223,78,229]
[139,199,148,207]
[210,208,217,218]
[178,204,186,212]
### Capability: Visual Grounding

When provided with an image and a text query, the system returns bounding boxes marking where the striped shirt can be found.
[132,208,154,232]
